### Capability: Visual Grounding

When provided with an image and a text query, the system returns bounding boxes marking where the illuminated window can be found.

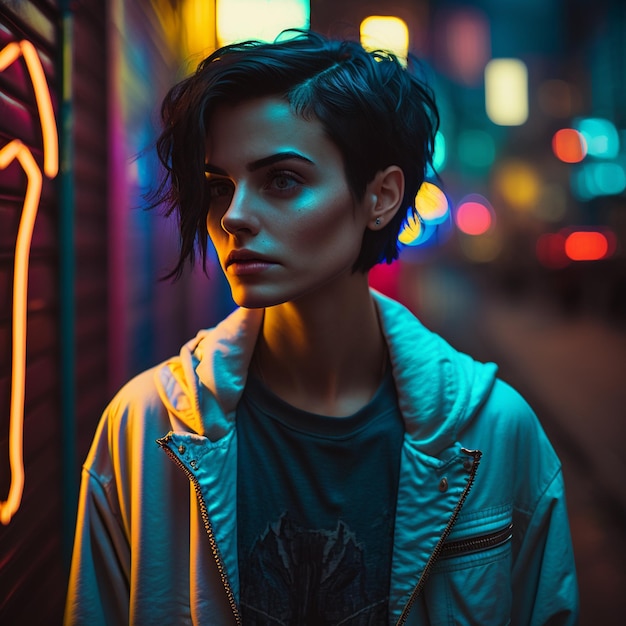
[485,58,528,126]
[216,0,310,46]
[0,40,58,525]
[360,16,409,64]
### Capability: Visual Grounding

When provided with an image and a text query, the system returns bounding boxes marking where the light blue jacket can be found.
[65,292,579,625]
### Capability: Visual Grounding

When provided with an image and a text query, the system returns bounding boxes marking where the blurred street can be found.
[415,267,626,625]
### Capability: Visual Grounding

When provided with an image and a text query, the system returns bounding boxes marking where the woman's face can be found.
[205,96,374,309]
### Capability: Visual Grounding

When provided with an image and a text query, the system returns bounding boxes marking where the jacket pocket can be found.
[440,522,513,560]
[423,515,514,625]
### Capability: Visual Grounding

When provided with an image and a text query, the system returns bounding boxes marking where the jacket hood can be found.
[375,291,498,456]
[155,290,498,457]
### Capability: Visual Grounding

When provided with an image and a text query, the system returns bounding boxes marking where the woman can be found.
[65,31,579,625]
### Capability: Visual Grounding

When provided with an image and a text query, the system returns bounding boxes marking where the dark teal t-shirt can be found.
[236,367,405,625]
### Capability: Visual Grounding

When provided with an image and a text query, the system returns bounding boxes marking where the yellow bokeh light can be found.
[485,58,528,126]
[495,160,541,211]
[216,0,310,47]
[398,211,422,245]
[360,16,409,65]
[415,181,449,223]
[182,0,216,60]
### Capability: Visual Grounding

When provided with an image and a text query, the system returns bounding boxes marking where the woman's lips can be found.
[227,259,276,276]
[225,250,277,275]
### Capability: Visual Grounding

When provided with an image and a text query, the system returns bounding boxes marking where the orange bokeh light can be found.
[565,231,609,261]
[552,128,587,164]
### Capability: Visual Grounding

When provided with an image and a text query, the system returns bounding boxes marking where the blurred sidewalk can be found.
[478,296,626,516]
[475,294,626,625]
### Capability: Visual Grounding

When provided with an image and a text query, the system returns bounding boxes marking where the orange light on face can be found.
[564,231,610,261]
[552,128,587,163]
[0,40,58,525]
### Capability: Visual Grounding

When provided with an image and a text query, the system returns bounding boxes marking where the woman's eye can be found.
[268,171,301,193]
[207,180,234,199]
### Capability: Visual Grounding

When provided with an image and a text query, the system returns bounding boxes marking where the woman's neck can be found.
[254,275,387,417]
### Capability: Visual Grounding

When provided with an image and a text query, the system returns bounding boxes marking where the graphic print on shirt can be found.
[240,512,389,625]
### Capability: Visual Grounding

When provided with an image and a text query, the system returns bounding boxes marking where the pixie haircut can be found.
[153,30,439,279]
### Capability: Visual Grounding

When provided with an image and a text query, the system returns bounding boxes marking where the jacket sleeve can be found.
[64,420,131,626]
[511,450,580,625]
[504,394,579,626]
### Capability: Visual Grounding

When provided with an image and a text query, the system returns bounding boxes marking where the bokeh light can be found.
[575,117,620,159]
[360,16,409,64]
[536,229,616,267]
[552,128,587,163]
[494,160,541,211]
[485,58,528,126]
[565,231,610,261]
[432,131,447,172]
[572,162,626,199]
[455,195,494,236]
[216,0,309,46]
[440,8,490,85]
[398,210,423,246]
[458,129,496,170]
[415,181,449,224]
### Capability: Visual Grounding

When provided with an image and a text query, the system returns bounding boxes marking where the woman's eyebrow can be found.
[247,151,313,171]
[204,163,228,176]
[204,151,314,176]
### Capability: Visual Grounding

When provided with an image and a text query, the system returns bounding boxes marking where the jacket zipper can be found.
[157,435,243,626]
[440,522,513,559]
[395,448,482,626]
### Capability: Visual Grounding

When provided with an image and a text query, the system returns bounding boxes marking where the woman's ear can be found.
[366,166,405,231]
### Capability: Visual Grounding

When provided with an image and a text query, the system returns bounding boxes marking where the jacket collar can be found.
[157,290,497,454]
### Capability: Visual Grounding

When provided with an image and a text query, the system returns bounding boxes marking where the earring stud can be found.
[375,217,382,226]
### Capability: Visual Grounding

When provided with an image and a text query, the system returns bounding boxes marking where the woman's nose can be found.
[220,185,261,236]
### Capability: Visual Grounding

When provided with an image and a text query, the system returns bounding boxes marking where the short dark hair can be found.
[152,30,439,279]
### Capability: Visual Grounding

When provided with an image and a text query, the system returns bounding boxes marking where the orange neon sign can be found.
[0,40,58,525]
